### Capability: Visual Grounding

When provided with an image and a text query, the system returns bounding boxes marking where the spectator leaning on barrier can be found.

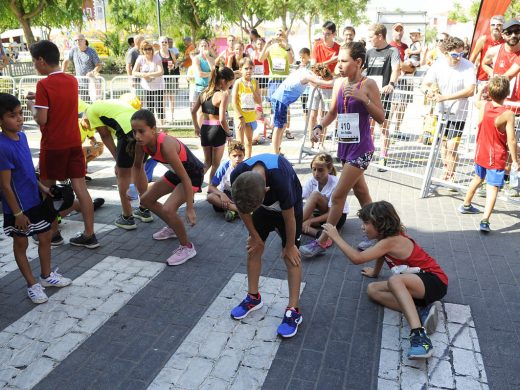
[470,15,505,84]
[126,35,144,76]
[421,36,476,182]
[62,34,102,77]
[365,23,401,172]
[483,19,520,102]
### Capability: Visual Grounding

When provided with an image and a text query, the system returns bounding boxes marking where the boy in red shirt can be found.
[26,40,98,248]
[458,75,518,232]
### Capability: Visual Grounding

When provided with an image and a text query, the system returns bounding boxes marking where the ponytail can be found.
[201,66,235,101]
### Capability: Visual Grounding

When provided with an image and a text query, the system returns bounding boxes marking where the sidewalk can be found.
[0,129,519,389]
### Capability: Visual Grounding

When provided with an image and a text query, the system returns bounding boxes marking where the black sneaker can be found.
[69,233,99,249]
[85,176,93,182]
[377,158,388,173]
[93,198,105,211]
[33,231,64,246]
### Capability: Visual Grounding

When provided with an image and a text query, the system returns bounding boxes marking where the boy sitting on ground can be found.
[206,140,245,222]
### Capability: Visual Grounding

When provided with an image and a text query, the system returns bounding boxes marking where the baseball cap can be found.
[393,23,404,30]
[409,28,422,34]
[503,19,520,31]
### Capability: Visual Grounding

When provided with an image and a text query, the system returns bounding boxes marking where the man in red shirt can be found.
[309,21,340,141]
[26,40,98,249]
[483,19,520,102]
[470,15,505,83]
[389,23,408,62]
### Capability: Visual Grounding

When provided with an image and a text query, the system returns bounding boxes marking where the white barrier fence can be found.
[6,72,519,202]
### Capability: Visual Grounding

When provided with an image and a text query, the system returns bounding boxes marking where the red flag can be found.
[471,0,512,53]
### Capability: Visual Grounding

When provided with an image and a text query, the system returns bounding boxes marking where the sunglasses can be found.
[448,52,464,59]
[144,47,153,51]
[504,29,520,36]
[161,41,168,44]
[436,39,444,42]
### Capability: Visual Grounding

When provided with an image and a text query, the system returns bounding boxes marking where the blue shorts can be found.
[246,121,258,131]
[271,100,288,129]
[475,164,505,187]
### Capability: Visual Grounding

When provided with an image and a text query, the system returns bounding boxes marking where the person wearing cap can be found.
[404,28,423,69]
[389,23,408,62]
[483,19,520,102]
[62,34,102,77]
[470,15,505,83]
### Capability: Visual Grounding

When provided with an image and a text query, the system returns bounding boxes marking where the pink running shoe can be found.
[153,226,177,240]
[323,238,333,249]
[166,244,196,266]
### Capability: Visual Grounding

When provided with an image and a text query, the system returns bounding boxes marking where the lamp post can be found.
[156,0,162,36]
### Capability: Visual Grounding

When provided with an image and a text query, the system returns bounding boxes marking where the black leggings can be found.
[144,90,164,120]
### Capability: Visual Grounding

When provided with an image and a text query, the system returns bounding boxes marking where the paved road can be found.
[0,129,519,389]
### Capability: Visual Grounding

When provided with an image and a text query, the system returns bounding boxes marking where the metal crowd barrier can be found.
[0,76,16,96]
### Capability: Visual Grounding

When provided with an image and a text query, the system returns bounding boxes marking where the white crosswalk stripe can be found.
[378,303,489,389]
[0,256,164,389]
[148,273,305,390]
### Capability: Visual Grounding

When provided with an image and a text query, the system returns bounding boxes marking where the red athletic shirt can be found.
[34,71,81,150]
[477,36,504,81]
[389,40,408,62]
[312,40,340,74]
[493,44,520,102]
[475,101,509,170]
[251,50,269,75]
[384,234,448,286]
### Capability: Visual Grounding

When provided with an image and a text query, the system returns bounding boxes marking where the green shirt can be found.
[267,45,290,76]
[86,100,137,138]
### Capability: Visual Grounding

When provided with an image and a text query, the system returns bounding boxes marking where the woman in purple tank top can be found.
[301,42,385,257]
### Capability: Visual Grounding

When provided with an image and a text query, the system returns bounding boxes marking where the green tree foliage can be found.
[505,0,520,20]
[448,1,480,23]
[106,0,154,34]
[219,0,270,35]
[162,0,217,40]
[102,30,126,57]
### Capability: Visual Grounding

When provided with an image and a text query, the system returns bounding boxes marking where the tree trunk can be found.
[19,17,36,46]
[307,16,313,49]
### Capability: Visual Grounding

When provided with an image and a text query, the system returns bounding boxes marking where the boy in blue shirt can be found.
[230,153,303,337]
[0,93,71,304]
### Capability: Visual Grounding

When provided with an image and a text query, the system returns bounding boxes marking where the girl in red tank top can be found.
[322,201,448,360]
[131,109,204,266]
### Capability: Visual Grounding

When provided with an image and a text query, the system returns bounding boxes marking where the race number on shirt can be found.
[254,65,264,75]
[337,113,360,143]
[240,92,256,111]
[271,57,286,72]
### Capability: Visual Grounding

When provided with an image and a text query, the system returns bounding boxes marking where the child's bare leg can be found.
[71,177,94,236]
[244,124,253,159]
[246,238,264,295]
[37,230,52,278]
[284,256,301,308]
[210,145,226,183]
[13,236,36,286]
[483,184,499,221]
[303,192,328,221]
[463,175,483,206]
[352,175,372,207]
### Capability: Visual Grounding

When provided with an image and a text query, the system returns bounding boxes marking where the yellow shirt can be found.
[268,45,290,76]
[235,78,257,123]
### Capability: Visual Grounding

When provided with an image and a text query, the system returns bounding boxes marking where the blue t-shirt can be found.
[211,159,233,192]
[0,132,40,214]
[271,68,309,106]
[231,153,302,213]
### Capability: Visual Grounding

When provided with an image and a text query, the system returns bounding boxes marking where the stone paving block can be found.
[43,332,84,361]
[229,366,265,390]
[400,364,429,389]
[428,357,455,388]
[177,357,214,389]
[211,350,243,380]
[378,348,400,381]
[381,325,400,351]
[9,357,55,389]
[452,347,480,378]
[199,376,229,390]
[455,375,489,390]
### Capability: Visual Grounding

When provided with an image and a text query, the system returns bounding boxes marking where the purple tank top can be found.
[336,78,374,162]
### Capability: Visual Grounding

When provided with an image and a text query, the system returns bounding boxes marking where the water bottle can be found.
[127,184,140,208]
[510,167,519,188]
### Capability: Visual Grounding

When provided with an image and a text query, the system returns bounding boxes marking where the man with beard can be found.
[483,19,520,102]
[470,15,505,84]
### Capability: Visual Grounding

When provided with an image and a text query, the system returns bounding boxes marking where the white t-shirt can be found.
[136,54,164,91]
[423,57,475,121]
[302,175,349,214]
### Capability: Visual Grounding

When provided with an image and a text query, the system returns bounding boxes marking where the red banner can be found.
[471,0,512,53]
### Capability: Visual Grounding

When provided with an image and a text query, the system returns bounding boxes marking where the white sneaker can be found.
[40,268,72,288]
[27,283,48,304]
[166,243,196,266]
[153,226,177,240]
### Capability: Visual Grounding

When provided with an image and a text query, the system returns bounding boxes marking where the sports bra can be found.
[201,93,219,116]
[143,132,204,171]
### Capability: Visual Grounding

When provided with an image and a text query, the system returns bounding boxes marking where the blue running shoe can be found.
[277,308,303,338]
[458,204,480,214]
[300,240,326,258]
[407,328,433,359]
[230,294,263,320]
[479,219,491,233]
[417,303,438,335]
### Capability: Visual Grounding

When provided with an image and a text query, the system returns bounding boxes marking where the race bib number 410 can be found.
[337,113,360,143]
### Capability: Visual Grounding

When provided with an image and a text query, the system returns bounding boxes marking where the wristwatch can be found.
[389,81,395,87]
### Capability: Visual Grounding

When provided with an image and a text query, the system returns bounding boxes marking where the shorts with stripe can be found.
[3,204,52,237]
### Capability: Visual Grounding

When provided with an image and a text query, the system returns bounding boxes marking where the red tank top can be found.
[143,132,187,163]
[477,36,504,81]
[494,44,520,102]
[384,234,448,285]
[475,101,509,169]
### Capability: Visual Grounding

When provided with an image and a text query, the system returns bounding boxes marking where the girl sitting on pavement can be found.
[322,201,448,360]
[131,109,204,266]
[302,153,349,241]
